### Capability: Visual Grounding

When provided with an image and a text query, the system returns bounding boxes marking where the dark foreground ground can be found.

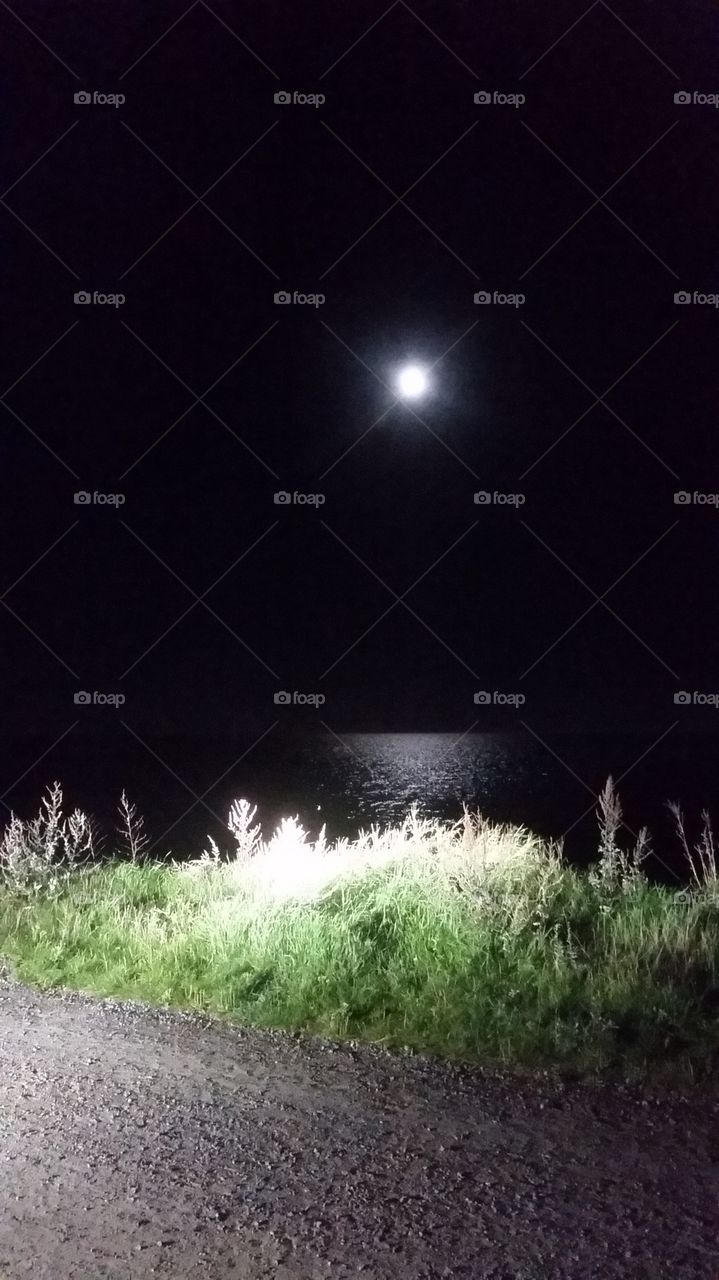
[0,978,717,1280]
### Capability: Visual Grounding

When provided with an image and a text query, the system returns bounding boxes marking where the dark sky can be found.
[2,0,718,762]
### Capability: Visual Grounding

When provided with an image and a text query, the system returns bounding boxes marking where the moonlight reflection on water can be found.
[311,733,543,829]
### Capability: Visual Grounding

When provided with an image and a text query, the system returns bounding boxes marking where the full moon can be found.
[396,364,429,399]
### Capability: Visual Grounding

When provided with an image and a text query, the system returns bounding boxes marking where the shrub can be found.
[0,781,95,894]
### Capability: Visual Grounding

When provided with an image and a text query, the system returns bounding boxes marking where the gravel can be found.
[0,976,717,1279]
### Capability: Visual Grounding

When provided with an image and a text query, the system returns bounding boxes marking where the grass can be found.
[0,782,718,1085]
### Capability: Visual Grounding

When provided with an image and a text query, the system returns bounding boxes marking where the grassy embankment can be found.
[0,780,717,1083]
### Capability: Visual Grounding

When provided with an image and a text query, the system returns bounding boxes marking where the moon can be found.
[396,364,429,399]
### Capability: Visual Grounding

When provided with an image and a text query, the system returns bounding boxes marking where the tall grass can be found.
[0,780,718,1083]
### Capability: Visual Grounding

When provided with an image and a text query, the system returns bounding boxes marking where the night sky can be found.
[2,1,719,835]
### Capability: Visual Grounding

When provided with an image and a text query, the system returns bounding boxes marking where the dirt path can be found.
[0,979,717,1279]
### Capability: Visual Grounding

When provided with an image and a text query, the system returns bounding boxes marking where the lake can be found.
[1,728,717,883]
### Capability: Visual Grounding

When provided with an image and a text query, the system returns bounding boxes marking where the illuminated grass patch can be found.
[0,782,718,1083]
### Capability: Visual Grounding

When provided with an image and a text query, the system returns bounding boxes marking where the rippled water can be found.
[4,730,717,880]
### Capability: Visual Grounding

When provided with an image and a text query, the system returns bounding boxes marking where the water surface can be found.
[3,729,717,881]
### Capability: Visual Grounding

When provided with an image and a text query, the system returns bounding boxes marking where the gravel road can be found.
[0,977,717,1279]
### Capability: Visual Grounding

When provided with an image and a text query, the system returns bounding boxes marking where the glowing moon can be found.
[396,364,429,399]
